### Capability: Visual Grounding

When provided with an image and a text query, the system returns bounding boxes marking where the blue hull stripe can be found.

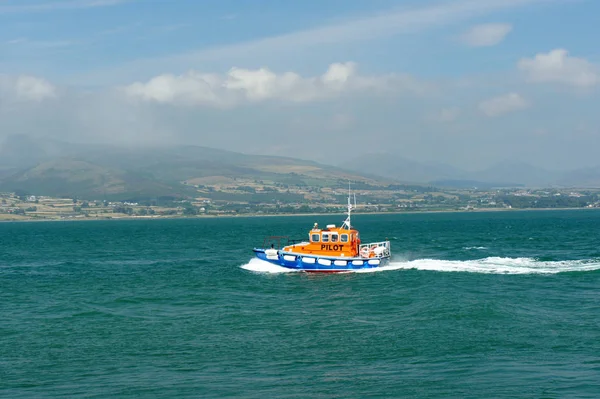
[252,249,390,272]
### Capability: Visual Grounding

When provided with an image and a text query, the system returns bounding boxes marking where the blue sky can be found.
[1,0,599,170]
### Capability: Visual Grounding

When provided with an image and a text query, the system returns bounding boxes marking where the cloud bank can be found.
[0,75,58,102]
[123,62,431,107]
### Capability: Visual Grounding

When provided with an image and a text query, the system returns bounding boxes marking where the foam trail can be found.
[241,258,300,274]
[242,257,600,275]
[379,257,600,275]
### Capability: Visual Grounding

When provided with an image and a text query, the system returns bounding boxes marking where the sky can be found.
[1,0,599,171]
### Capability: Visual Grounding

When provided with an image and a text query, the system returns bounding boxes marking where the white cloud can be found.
[124,62,430,107]
[0,75,57,102]
[478,92,529,117]
[518,49,599,88]
[460,23,513,47]
[124,71,224,106]
[0,0,129,14]
[15,76,58,101]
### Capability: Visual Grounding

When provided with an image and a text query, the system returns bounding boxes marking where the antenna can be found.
[342,180,356,230]
[343,180,352,230]
[347,181,352,218]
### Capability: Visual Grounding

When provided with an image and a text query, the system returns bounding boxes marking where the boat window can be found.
[322,233,329,242]
[331,233,338,242]
[311,233,320,242]
[341,234,349,243]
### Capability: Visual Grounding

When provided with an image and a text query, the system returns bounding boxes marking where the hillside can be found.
[0,135,391,200]
[3,135,599,201]
[1,158,194,200]
[338,154,600,188]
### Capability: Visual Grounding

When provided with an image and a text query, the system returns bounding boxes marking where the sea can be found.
[1,210,599,398]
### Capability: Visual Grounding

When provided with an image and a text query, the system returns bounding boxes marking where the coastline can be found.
[1,206,598,224]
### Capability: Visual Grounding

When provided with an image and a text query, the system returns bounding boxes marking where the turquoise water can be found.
[1,210,600,398]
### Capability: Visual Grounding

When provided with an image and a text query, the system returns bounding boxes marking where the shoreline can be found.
[1,206,599,224]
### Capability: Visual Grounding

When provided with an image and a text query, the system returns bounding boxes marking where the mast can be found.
[342,181,352,230]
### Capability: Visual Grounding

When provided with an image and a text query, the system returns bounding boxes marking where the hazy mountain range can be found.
[0,135,379,200]
[1,134,600,201]
[338,154,600,189]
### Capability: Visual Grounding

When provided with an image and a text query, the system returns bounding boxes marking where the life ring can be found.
[360,247,370,258]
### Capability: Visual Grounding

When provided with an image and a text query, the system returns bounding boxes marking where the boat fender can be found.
[265,248,279,259]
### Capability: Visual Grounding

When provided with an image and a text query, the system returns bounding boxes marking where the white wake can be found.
[241,258,302,274]
[361,257,600,274]
[241,257,600,275]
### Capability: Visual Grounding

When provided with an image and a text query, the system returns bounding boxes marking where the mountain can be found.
[338,155,527,186]
[430,180,524,189]
[0,134,96,168]
[469,161,557,187]
[0,135,391,200]
[1,158,193,200]
[557,166,600,188]
[338,154,466,183]
[337,154,591,188]
[3,135,599,198]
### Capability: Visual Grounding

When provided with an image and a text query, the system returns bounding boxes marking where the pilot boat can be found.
[252,190,391,273]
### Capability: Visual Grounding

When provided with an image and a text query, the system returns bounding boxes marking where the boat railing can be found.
[359,241,391,258]
[262,235,305,249]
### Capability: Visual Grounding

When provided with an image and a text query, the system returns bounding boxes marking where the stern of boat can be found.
[358,241,391,259]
